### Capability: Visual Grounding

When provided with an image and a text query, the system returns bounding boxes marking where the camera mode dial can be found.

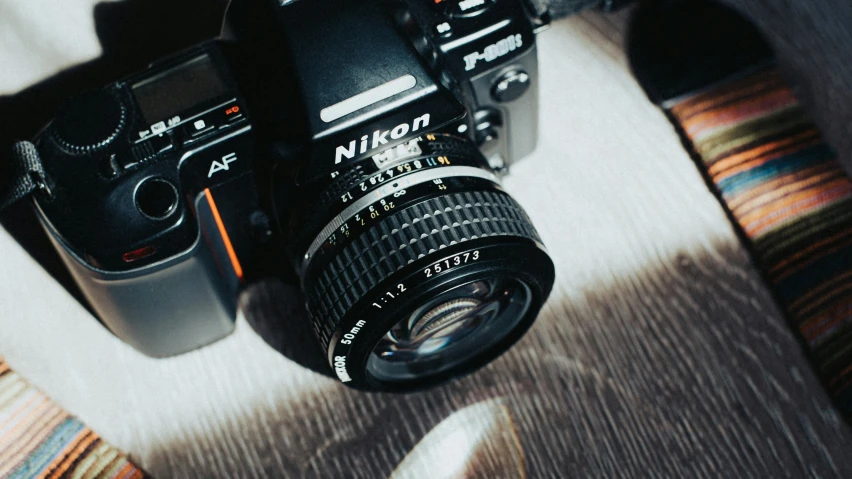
[51,90,127,154]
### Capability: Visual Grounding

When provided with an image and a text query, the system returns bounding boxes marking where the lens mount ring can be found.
[324,238,554,391]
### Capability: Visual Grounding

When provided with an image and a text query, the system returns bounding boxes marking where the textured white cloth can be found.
[1,1,852,477]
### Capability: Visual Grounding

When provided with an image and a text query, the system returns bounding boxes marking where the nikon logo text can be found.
[335,114,431,164]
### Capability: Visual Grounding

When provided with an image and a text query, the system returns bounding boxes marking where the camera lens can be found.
[367,278,532,382]
[283,134,554,391]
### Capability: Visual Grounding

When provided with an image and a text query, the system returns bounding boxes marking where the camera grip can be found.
[36,191,240,357]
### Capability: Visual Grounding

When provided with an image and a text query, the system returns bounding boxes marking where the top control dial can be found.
[51,90,127,154]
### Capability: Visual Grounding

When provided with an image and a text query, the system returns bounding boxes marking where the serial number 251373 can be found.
[424,251,480,277]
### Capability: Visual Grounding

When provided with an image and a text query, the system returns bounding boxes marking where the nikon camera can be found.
[31,0,555,391]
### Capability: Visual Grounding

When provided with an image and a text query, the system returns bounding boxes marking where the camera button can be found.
[190,118,215,136]
[135,178,179,220]
[434,22,454,38]
[223,104,244,123]
[491,69,531,103]
[182,117,217,145]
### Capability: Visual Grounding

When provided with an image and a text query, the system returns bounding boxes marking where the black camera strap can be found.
[0,141,51,211]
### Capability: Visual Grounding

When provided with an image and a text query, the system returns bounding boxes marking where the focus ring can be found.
[305,188,542,351]
[290,135,484,256]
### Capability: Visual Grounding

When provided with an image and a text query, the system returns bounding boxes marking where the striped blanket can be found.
[0,358,146,479]
[669,67,852,414]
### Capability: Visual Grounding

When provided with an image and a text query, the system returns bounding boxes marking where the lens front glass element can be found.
[367,278,532,383]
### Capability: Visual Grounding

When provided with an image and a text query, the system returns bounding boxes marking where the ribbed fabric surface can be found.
[0,358,146,479]
[668,68,852,414]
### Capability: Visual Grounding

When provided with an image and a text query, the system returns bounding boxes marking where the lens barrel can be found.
[284,134,554,391]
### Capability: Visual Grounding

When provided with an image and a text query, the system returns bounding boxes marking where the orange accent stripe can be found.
[672,71,785,120]
[833,375,852,393]
[788,269,852,316]
[0,405,68,476]
[0,394,47,434]
[800,300,852,342]
[0,398,57,460]
[743,180,852,237]
[42,430,98,479]
[830,364,852,388]
[114,463,142,479]
[731,168,846,219]
[769,228,852,281]
[710,133,824,182]
[681,88,798,134]
[796,281,852,320]
[204,188,244,281]
[707,128,820,176]
[725,161,839,211]
[741,179,851,231]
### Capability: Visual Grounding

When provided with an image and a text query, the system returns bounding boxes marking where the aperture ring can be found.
[302,176,500,284]
[300,165,501,274]
[292,154,482,262]
[305,189,542,351]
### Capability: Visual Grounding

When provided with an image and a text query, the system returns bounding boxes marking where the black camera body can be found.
[33,0,555,390]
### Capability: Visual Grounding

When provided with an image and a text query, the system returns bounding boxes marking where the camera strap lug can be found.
[1,141,53,211]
